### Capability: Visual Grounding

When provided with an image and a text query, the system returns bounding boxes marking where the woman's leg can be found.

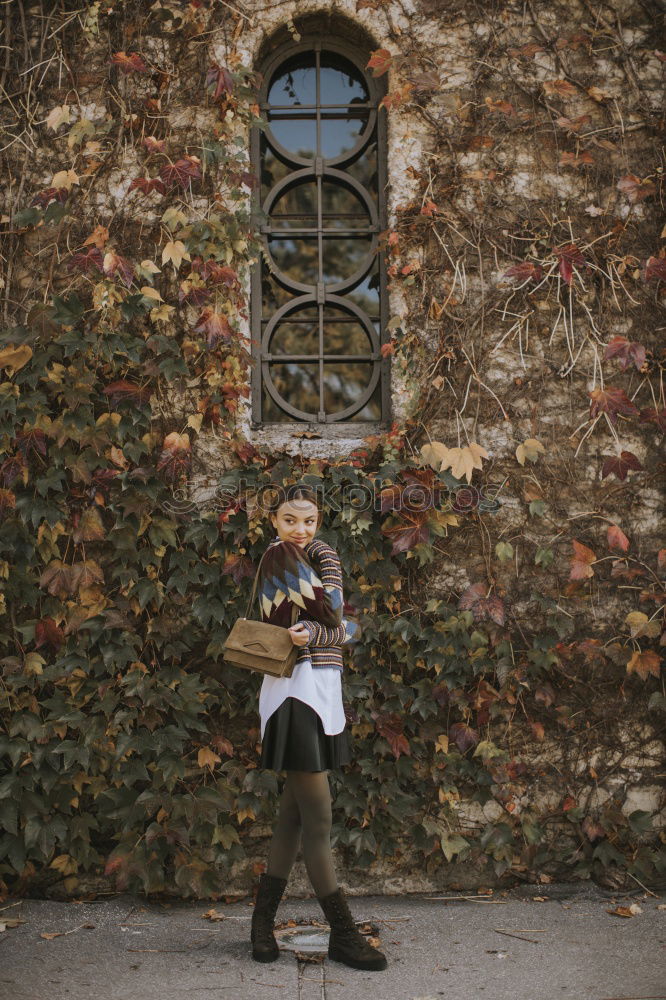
[285,770,338,898]
[266,774,303,880]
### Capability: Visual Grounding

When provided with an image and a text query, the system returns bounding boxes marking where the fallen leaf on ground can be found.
[607,903,642,917]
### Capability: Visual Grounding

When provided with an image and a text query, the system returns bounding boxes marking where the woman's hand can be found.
[287,623,310,647]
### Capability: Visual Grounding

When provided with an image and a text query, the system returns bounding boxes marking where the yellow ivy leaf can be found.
[420,441,450,470]
[140,285,162,301]
[24,652,45,675]
[435,734,449,753]
[51,168,80,190]
[198,747,221,770]
[161,206,187,230]
[236,806,256,823]
[187,413,204,433]
[67,118,96,149]
[467,441,489,468]
[0,344,32,374]
[625,611,661,639]
[150,304,176,323]
[516,438,546,465]
[162,240,190,270]
[140,259,162,274]
[49,854,78,875]
[46,104,71,131]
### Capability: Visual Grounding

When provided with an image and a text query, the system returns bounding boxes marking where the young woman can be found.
[249,483,388,972]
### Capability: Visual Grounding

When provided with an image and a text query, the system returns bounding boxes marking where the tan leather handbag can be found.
[222,547,300,677]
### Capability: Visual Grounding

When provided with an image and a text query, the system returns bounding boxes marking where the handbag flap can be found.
[225,618,295,657]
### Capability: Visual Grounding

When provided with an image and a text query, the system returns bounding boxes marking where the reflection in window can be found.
[251,36,389,425]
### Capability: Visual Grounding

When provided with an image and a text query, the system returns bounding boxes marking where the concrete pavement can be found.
[0,882,664,1000]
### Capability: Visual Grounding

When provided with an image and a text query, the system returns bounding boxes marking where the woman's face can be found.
[270,500,319,547]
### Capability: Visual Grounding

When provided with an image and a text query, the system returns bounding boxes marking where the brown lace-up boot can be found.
[250,872,288,962]
[317,886,388,971]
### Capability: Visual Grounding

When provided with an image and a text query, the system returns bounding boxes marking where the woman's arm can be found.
[259,537,343,628]
[298,615,362,647]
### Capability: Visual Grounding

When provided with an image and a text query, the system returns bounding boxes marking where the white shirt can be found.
[259,657,346,739]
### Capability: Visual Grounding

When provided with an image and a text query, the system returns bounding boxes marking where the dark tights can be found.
[266,770,338,898]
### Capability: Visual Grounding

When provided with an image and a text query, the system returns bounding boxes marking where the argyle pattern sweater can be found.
[257,535,361,671]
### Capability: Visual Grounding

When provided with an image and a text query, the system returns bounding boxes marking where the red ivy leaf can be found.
[458,583,506,624]
[554,243,586,285]
[589,387,640,425]
[159,156,202,190]
[102,380,152,404]
[31,187,69,208]
[380,511,430,554]
[502,261,543,283]
[67,247,104,275]
[194,308,234,347]
[644,256,666,282]
[638,406,666,432]
[569,540,596,580]
[35,617,65,651]
[110,51,149,74]
[222,553,255,586]
[607,524,630,552]
[448,722,479,754]
[197,260,241,289]
[604,335,647,372]
[14,428,47,458]
[129,176,167,196]
[103,250,134,288]
[626,649,661,680]
[374,712,411,758]
[366,48,392,77]
[601,450,643,480]
[206,64,234,100]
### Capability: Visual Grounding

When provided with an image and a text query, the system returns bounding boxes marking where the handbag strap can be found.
[245,546,300,626]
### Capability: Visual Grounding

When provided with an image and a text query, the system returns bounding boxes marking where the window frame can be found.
[249,33,391,431]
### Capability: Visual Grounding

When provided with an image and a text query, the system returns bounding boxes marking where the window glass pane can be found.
[268,53,317,106]
[266,363,319,417]
[321,182,370,228]
[268,111,316,159]
[271,181,318,227]
[323,362,380,417]
[269,236,319,285]
[355,379,382,420]
[320,111,369,159]
[323,317,372,355]
[261,143,292,195]
[322,235,372,283]
[343,267,380,315]
[345,140,377,191]
[270,316,320,356]
[319,54,368,104]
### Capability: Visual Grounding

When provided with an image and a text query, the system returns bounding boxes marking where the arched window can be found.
[250,30,390,428]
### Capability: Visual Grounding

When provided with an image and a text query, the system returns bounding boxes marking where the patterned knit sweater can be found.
[257,534,361,671]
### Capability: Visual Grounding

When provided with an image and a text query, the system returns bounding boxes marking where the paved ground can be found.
[0,882,664,1000]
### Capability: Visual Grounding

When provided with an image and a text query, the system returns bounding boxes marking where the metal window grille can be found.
[250,37,390,427]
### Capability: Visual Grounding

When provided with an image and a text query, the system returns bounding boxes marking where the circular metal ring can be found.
[263,167,378,296]
[259,39,381,170]
[261,293,380,422]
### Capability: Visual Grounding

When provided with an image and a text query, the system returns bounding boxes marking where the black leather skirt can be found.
[259,697,351,772]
